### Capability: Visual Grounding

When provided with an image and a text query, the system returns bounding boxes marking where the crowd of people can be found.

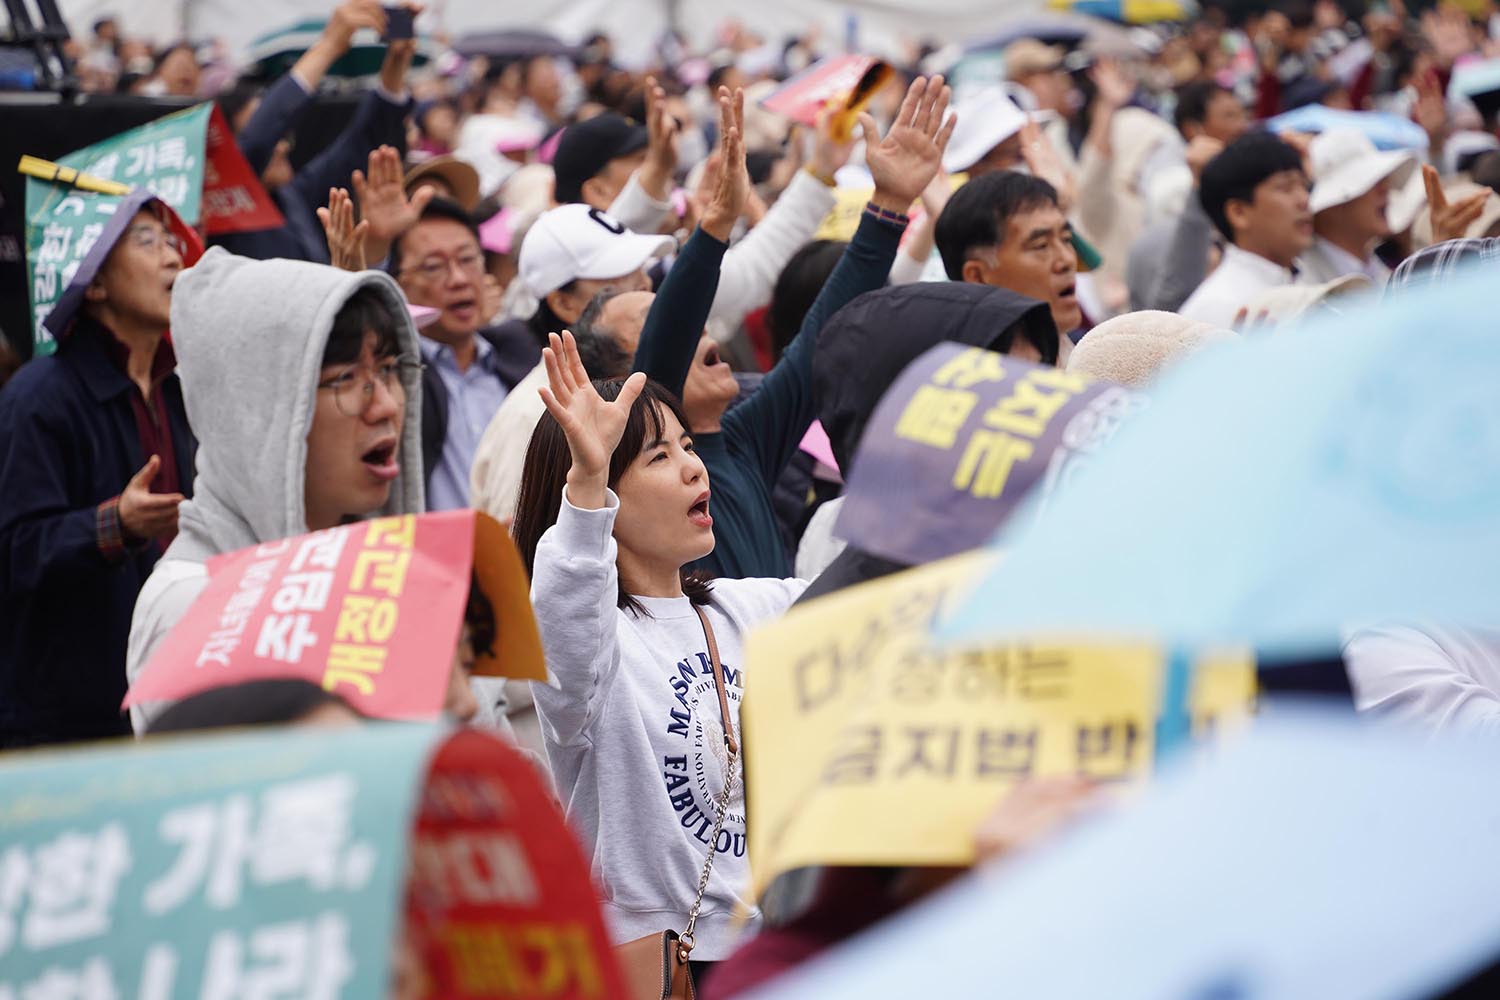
[5,0,1500,994]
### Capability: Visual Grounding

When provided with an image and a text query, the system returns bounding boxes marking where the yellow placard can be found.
[742,551,1255,898]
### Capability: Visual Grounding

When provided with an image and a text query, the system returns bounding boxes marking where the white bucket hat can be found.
[941,86,1029,174]
[1308,128,1418,219]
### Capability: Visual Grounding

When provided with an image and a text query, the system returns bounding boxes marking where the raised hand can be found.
[324,0,386,52]
[1424,163,1490,244]
[638,75,682,203]
[538,331,647,509]
[353,145,433,244]
[119,455,185,541]
[701,87,750,243]
[809,106,856,182]
[318,186,370,272]
[1090,57,1135,111]
[862,74,956,215]
[1019,118,1077,212]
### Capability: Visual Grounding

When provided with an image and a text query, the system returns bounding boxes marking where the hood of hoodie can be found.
[167,247,425,563]
[814,281,1057,473]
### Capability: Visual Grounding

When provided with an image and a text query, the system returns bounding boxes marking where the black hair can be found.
[465,569,496,661]
[1468,150,1500,193]
[1199,131,1305,241]
[527,289,576,348]
[1275,0,1315,30]
[767,240,846,362]
[388,196,481,277]
[935,171,1062,281]
[153,42,195,74]
[512,377,713,616]
[148,679,359,734]
[574,289,636,378]
[323,286,402,367]
[1174,80,1232,135]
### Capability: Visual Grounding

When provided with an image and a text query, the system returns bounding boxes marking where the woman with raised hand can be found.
[512,330,804,973]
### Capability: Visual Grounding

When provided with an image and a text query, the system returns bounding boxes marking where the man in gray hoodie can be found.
[125,248,427,730]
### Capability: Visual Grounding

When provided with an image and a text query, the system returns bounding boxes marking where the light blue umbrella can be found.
[939,264,1500,740]
[755,709,1500,1000]
[1267,105,1429,151]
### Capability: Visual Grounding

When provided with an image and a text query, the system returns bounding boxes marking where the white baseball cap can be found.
[518,204,675,298]
[942,86,1030,174]
[1308,128,1418,217]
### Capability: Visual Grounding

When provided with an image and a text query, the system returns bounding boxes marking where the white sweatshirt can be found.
[530,489,805,958]
[1344,624,1500,734]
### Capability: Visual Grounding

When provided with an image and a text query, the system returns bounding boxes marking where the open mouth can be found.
[1057,283,1077,301]
[703,344,724,367]
[361,441,400,481]
[688,491,712,528]
[447,298,478,319]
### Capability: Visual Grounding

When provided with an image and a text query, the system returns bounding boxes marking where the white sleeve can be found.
[794,497,848,582]
[1344,625,1500,733]
[887,249,930,286]
[609,172,674,235]
[709,170,837,326]
[527,487,625,747]
[126,560,209,735]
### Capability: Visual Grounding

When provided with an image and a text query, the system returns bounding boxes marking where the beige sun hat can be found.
[1308,129,1417,223]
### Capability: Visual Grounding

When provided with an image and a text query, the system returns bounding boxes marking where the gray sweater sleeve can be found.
[528,488,623,747]
[1145,190,1216,314]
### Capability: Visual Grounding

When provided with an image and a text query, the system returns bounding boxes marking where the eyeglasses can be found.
[401,250,485,283]
[127,223,186,258]
[316,355,424,418]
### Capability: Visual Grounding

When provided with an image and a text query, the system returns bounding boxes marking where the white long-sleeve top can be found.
[1344,624,1500,734]
[611,168,838,328]
[530,489,805,957]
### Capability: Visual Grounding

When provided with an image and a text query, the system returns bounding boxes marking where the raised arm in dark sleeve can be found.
[235,74,314,178]
[288,88,413,211]
[631,226,728,398]
[725,210,904,485]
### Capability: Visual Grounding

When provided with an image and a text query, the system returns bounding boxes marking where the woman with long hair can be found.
[512,331,804,968]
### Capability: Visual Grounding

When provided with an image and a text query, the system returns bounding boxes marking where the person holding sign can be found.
[0,191,198,748]
[513,333,804,969]
[126,251,429,731]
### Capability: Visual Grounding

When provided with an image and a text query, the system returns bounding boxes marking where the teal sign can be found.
[0,723,444,998]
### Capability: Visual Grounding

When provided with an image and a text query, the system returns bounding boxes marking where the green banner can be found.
[0,722,443,998]
[57,103,211,224]
[23,104,211,356]
[23,183,124,355]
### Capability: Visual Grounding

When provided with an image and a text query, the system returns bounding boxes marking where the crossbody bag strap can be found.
[677,604,740,962]
[695,604,738,754]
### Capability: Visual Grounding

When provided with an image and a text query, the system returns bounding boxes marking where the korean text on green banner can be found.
[24,185,124,355]
[24,103,282,354]
[0,723,442,998]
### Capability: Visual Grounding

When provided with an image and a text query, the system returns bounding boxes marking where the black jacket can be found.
[419,325,540,489]
[796,282,1055,605]
[0,321,196,743]
[212,75,413,262]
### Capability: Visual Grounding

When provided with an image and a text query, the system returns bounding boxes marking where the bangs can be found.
[323,287,402,368]
[602,378,691,489]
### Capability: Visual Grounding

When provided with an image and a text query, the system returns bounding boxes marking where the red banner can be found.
[406,730,627,999]
[201,104,285,236]
[127,512,474,718]
[759,54,894,141]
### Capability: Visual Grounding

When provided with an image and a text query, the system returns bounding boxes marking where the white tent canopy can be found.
[56,0,1044,69]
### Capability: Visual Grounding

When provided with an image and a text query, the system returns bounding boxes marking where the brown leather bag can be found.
[613,606,739,1000]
